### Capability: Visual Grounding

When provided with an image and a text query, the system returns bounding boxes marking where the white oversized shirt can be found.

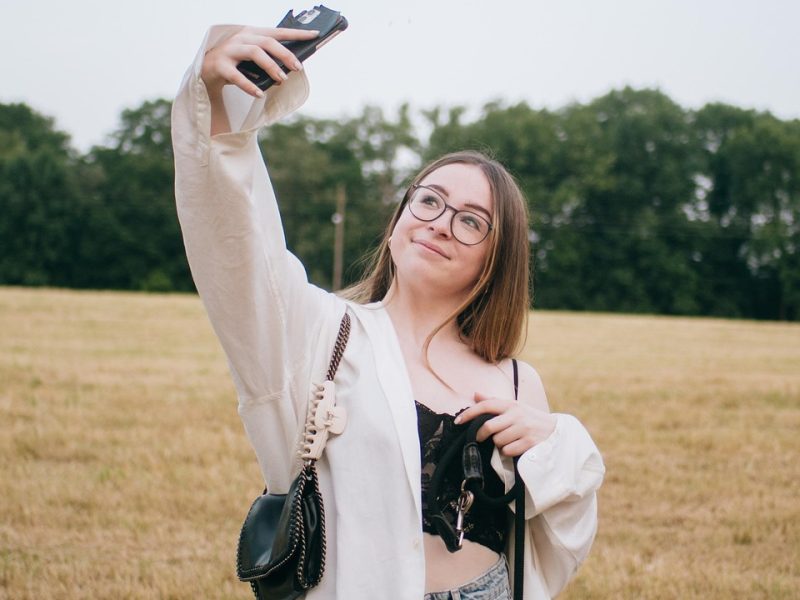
[172,25,605,600]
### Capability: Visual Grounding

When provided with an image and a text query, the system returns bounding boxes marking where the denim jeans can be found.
[423,555,511,600]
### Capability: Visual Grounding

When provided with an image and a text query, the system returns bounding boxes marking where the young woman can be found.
[173,25,604,600]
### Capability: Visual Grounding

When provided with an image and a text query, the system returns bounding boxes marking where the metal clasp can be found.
[454,481,474,549]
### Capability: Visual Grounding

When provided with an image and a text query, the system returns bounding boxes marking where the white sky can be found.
[1,0,798,151]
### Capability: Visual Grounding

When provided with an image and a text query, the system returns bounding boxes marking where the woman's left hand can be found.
[455,392,558,457]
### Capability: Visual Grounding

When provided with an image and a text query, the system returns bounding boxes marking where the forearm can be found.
[207,86,232,136]
[172,26,322,403]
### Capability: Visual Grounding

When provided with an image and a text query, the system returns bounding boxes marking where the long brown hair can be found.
[342,150,531,364]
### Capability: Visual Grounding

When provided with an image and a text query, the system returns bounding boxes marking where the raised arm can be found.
[171,26,342,447]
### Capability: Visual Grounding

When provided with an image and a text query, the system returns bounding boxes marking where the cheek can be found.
[392,207,416,234]
[388,221,406,265]
[389,211,417,251]
[464,246,489,279]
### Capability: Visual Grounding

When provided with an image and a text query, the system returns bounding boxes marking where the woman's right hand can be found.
[200,26,320,99]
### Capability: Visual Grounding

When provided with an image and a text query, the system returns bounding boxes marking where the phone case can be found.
[237,5,348,91]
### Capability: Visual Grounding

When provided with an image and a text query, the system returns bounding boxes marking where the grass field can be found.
[1,286,798,599]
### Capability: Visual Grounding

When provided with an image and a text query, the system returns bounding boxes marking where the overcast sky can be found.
[2,0,798,151]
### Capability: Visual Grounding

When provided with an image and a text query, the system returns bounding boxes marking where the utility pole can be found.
[332,183,346,291]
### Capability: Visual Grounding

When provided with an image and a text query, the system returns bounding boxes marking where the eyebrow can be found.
[425,183,493,220]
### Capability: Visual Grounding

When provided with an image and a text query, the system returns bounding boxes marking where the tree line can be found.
[1,88,798,320]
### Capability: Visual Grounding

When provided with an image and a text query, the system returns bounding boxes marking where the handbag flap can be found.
[237,474,304,580]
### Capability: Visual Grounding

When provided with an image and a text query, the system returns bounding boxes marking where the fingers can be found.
[453,390,556,457]
[237,35,304,71]
[490,423,529,448]
[247,26,320,41]
[475,413,513,443]
[454,394,512,425]
[477,419,535,456]
[232,42,289,86]
[496,438,531,457]
[202,28,315,98]
[261,37,303,71]
[219,63,265,98]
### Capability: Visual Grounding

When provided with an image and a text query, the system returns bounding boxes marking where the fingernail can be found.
[454,415,462,425]
[255,89,264,98]
[294,60,303,71]
[279,71,288,81]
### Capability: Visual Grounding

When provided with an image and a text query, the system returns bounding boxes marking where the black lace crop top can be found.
[416,401,508,554]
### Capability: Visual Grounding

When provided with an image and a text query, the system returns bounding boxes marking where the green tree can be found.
[3,91,798,322]
[260,105,419,290]
[0,103,82,286]
[558,88,701,315]
[81,98,191,291]
[423,90,703,316]
[694,104,800,319]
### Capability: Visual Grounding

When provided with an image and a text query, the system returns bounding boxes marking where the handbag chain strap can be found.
[300,312,351,464]
[326,312,351,381]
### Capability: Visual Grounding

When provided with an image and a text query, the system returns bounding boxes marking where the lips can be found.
[413,239,450,259]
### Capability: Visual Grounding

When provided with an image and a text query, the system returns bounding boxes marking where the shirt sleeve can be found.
[494,414,605,597]
[171,25,341,429]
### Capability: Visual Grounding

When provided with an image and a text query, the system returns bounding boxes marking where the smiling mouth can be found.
[414,240,450,259]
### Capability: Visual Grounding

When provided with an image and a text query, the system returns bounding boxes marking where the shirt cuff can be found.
[493,414,604,518]
[179,24,311,162]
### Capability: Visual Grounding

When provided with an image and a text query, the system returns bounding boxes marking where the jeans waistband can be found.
[423,554,510,600]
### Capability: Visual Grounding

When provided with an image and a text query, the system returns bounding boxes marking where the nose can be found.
[427,207,454,238]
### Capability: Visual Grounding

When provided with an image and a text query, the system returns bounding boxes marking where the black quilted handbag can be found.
[236,313,351,600]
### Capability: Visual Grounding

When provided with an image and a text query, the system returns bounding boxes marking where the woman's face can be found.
[389,163,494,298]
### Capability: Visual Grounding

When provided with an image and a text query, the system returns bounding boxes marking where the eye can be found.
[419,194,442,207]
[457,212,484,231]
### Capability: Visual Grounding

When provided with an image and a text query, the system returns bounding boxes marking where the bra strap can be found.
[512,358,518,400]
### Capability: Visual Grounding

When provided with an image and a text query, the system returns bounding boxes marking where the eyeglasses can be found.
[406,184,493,246]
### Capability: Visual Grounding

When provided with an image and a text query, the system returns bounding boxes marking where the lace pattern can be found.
[416,401,508,555]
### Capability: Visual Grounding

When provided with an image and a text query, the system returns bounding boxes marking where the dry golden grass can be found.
[1,286,798,599]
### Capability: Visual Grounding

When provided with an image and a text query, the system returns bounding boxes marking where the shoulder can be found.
[505,358,550,413]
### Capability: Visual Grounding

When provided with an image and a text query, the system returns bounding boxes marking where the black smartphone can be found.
[237,5,348,91]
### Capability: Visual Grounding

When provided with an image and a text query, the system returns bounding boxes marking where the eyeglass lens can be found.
[408,187,490,245]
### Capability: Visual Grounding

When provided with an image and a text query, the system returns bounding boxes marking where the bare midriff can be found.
[423,532,499,593]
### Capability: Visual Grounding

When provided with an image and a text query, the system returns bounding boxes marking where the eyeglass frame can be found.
[404,183,494,246]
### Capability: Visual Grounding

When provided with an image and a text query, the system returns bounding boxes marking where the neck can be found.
[381,277,468,349]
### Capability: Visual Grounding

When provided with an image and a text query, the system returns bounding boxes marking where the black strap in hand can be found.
[427,359,526,599]
[511,358,524,600]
